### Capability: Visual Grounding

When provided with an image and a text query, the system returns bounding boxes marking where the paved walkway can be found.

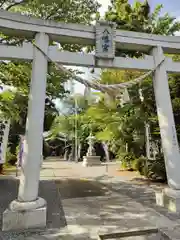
[0,159,180,239]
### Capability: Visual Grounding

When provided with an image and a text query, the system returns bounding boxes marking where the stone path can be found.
[0,159,180,239]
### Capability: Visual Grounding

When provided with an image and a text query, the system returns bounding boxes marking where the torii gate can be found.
[1,10,180,231]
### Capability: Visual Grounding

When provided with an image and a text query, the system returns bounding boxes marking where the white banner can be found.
[0,119,10,164]
[17,135,25,167]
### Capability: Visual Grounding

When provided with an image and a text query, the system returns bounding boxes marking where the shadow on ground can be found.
[0,178,67,231]
[1,175,178,239]
[0,178,109,230]
[96,176,180,224]
[55,179,109,199]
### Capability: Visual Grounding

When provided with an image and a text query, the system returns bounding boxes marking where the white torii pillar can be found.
[2,32,49,231]
[152,46,180,212]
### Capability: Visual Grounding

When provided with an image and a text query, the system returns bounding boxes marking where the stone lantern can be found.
[82,133,101,167]
[86,133,96,156]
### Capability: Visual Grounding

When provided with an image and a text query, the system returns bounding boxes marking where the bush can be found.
[0,148,17,173]
[148,153,167,181]
[6,147,17,166]
[133,156,147,175]
[118,152,136,170]
[8,155,17,166]
[0,164,3,174]
[43,139,50,159]
[134,154,167,182]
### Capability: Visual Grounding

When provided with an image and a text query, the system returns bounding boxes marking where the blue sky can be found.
[99,0,180,17]
[132,0,180,16]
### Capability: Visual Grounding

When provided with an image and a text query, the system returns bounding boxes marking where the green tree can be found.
[83,0,180,179]
[0,0,100,165]
[50,93,95,141]
[49,1,180,174]
[0,0,100,123]
[105,0,180,34]
[0,0,101,122]
[105,0,180,56]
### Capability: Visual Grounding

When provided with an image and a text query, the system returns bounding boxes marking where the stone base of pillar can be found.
[2,197,47,231]
[82,156,101,167]
[155,188,180,213]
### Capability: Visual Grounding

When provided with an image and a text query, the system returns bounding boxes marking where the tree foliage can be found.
[0,0,100,164]
[0,0,100,127]
[105,0,180,57]
[50,0,180,181]
[105,0,180,35]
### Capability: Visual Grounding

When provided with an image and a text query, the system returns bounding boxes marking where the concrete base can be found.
[155,188,180,213]
[82,156,101,167]
[2,206,47,231]
[2,197,47,231]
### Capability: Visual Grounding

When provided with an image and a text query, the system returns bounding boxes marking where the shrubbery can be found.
[0,148,17,174]
[6,147,17,166]
[119,152,167,182]
[118,152,136,171]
